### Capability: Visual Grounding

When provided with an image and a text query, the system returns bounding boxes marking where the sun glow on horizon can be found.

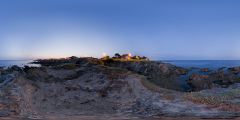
[102,52,108,57]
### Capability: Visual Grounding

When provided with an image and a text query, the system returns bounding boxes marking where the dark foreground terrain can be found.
[0,57,240,119]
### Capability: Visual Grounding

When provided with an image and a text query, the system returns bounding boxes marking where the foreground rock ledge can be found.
[0,57,239,119]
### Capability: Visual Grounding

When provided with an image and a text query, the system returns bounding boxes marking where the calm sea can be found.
[1,60,240,69]
[0,60,38,68]
[162,60,240,91]
[163,60,240,69]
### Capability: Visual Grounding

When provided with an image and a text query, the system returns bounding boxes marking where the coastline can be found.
[0,57,239,119]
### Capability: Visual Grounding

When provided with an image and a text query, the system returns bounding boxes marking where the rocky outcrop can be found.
[10,65,22,72]
[187,68,240,91]
[228,67,240,74]
[1,61,228,118]
[211,70,239,87]
[0,72,19,117]
[33,58,189,91]
[187,74,213,91]
[0,67,3,75]
[1,57,240,119]
[102,60,188,91]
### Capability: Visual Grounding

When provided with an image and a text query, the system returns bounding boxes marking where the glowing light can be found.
[102,52,108,57]
[128,53,132,57]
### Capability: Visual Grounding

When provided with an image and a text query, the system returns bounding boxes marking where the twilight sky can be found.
[0,0,240,60]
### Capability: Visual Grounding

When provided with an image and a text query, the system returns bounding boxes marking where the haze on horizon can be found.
[0,0,240,60]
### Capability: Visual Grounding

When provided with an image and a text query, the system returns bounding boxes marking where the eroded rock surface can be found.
[0,58,239,119]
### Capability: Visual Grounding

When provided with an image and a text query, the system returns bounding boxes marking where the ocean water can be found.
[0,60,38,68]
[163,60,240,69]
[162,60,240,91]
[1,60,240,69]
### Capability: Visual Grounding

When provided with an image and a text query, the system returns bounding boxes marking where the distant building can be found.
[121,54,131,59]
[101,53,149,61]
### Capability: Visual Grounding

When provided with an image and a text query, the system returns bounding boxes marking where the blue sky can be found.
[0,0,240,60]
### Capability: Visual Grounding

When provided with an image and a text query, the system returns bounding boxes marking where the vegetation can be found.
[101,53,149,62]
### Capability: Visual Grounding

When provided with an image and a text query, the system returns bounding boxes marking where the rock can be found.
[158,64,170,74]
[0,68,3,75]
[211,71,239,87]
[103,60,187,91]
[200,68,210,72]
[190,67,199,70]
[23,65,31,72]
[186,68,240,91]
[69,56,78,60]
[10,65,22,72]
[0,57,239,118]
[0,110,10,117]
[174,67,188,75]
[187,74,213,91]
[228,67,240,74]
[80,99,95,104]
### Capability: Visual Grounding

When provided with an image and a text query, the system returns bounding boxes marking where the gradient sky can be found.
[0,0,240,60]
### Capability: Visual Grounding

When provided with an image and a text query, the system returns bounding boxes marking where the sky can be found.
[0,0,240,60]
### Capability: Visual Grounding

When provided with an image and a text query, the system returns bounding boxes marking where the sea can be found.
[1,60,240,69]
[0,60,39,68]
[162,60,240,69]
[162,60,240,91]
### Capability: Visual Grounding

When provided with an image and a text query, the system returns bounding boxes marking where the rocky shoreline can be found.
[0,57,239,119]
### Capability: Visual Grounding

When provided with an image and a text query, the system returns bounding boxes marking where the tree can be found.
[114,53,121,58]
[102,55,110,60]
[69,56,78,60]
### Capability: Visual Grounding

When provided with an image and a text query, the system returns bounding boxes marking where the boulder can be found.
[174,67,188,75]
[187,74,213,91]
[211,70,239,87]
[228,67,240,74]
